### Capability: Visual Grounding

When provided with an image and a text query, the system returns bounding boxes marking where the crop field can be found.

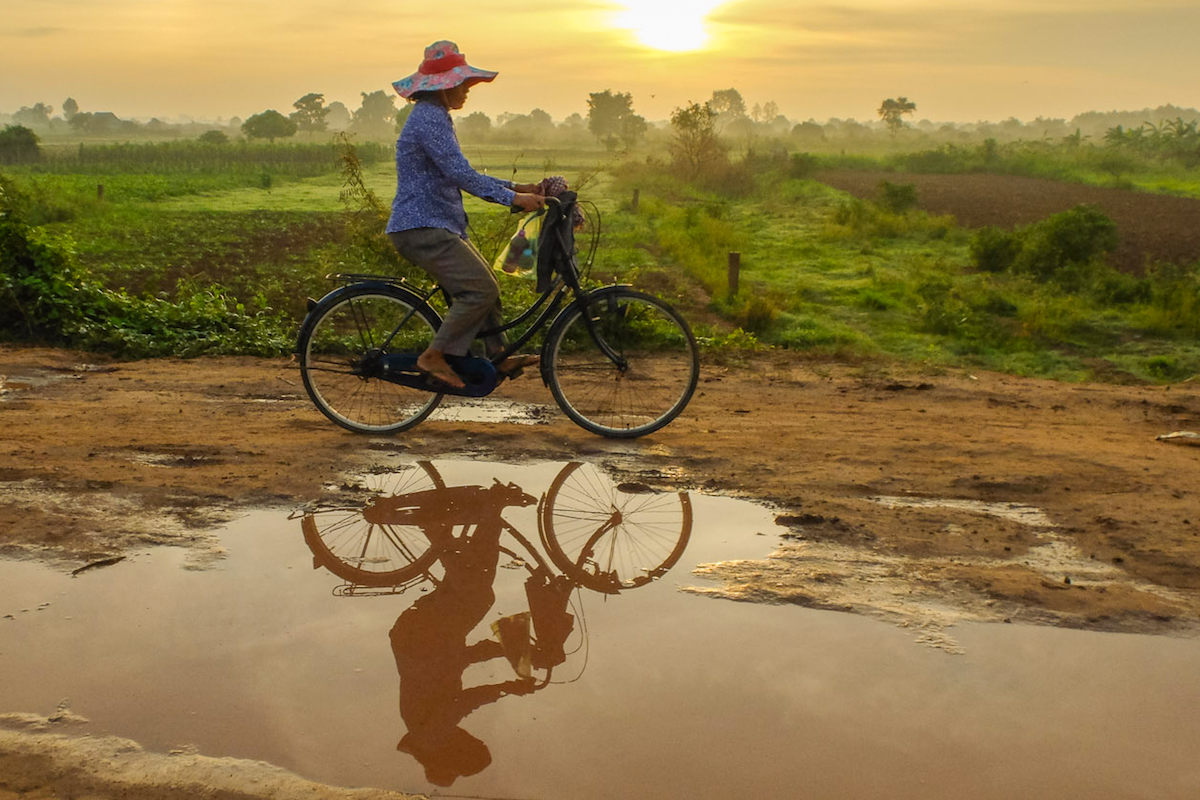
[2,135,1199,381]
[815,169,1200,273]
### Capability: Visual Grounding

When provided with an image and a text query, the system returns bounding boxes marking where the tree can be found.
[198,130,229,145]
[586,90,646,149]
[0,125,41,164]
[878,96,917,135]
[290,93,329,133]
[62,97,79,121]
[457,111,492,141]
[325,101,351,130]
[13,103,53,128]
[351,90,398,139]
[241,110,298,142]
[669,101,724,177]
[709,88,746,119]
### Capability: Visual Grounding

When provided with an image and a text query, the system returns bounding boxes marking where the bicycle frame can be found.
[327,196,628,381]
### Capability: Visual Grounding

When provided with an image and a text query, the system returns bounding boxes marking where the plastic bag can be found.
[493,211,542,279]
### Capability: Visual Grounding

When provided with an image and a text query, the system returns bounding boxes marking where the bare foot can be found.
[497,354,540,377]
[416,351,465,389]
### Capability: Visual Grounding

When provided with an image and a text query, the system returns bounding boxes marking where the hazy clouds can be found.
[2,0,1195,122]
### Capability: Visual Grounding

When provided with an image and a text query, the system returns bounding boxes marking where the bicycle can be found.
[295,191,700,438]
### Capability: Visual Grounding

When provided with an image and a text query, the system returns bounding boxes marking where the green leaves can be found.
[0,176,290,357]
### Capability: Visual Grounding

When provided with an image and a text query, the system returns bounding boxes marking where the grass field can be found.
[2,135,1198,382]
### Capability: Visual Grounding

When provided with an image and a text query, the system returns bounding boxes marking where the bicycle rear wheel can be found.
[544,288,699,437]
[301,462,447,586]
[299,285,442,434]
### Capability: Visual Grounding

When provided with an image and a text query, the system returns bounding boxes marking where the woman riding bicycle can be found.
[387,40,545,389]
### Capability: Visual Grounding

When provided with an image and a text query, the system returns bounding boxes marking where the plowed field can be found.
[816,170,1200,273]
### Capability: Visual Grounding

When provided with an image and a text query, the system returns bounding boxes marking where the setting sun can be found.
[614,0,730,52]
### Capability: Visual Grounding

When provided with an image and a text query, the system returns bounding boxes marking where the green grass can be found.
[605,157,1200,382]
[4,138,1198,383]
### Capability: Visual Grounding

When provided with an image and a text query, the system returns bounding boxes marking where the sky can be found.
[2,0,1197,124]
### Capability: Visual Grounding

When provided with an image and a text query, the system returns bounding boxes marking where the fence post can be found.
[97,184,105,202]
[728,252,740,296]
[631,188,640,213]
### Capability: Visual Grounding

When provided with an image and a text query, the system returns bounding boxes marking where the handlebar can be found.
[510,195,561,214]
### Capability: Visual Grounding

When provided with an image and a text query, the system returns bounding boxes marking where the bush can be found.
[877,181,917,213]
[971,226,1022,272]
[198,130,229,145]
[1015,205,1118,282]
[790,152,819,179]
[0,125,41,165]
[0,176,288,356]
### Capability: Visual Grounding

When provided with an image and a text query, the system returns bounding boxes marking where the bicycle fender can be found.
[295,281,436,355]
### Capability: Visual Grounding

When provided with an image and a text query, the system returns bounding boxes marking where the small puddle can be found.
[428,398,554,425]
[2,461,1199,799]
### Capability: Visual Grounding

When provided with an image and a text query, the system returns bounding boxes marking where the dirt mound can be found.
[815,170,1200,273]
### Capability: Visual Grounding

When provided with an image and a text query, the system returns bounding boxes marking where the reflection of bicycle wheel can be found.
[302,462,448,587]
[540,462,692,594]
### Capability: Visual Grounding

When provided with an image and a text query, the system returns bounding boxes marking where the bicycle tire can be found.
[301,462,448,586]
[544,288,699,438]
[298,284,443,434]
[540,462,692,593]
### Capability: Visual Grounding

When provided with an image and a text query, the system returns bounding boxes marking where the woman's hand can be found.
[512,182,541,193]
[512,192,546,212]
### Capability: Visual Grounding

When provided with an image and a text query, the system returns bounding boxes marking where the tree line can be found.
[4,88,1198,167]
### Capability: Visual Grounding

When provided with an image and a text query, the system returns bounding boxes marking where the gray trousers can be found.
[387,228,506,357]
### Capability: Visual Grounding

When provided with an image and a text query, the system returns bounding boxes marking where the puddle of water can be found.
[428,398,554,425]
[2,461,1199,799]
[0,370,79,400]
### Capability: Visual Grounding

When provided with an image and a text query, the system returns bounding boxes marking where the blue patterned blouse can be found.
[385,100,515,239]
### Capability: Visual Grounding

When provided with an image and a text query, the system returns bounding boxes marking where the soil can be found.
[815,169,1200,272]
[3,343,1200,795]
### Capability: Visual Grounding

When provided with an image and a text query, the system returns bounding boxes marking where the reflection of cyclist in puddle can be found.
[298,462,693,785]
[388,485,573,786]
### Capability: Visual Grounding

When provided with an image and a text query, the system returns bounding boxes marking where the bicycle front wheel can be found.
[540,462,693,593]
[545,288,699,437]
[299,286,442,434]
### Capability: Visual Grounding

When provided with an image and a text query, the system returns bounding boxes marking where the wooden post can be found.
[631,188,640,213]
[97,184,105,202]
[728,252,741,296]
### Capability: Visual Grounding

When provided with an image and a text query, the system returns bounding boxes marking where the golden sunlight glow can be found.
[614,1,730,52]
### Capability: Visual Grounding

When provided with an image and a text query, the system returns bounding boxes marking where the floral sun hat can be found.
[392,41,498,99]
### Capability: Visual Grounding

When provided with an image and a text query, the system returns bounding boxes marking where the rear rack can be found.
[324,272,410,285]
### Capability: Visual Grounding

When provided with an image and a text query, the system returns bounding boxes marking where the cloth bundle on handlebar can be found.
[536,190,578,293]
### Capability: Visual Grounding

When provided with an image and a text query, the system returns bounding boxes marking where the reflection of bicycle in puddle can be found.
[299,461,692,596]
[294,461,692,786]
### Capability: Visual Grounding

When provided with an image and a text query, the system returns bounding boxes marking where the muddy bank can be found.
[0,710,417,800]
